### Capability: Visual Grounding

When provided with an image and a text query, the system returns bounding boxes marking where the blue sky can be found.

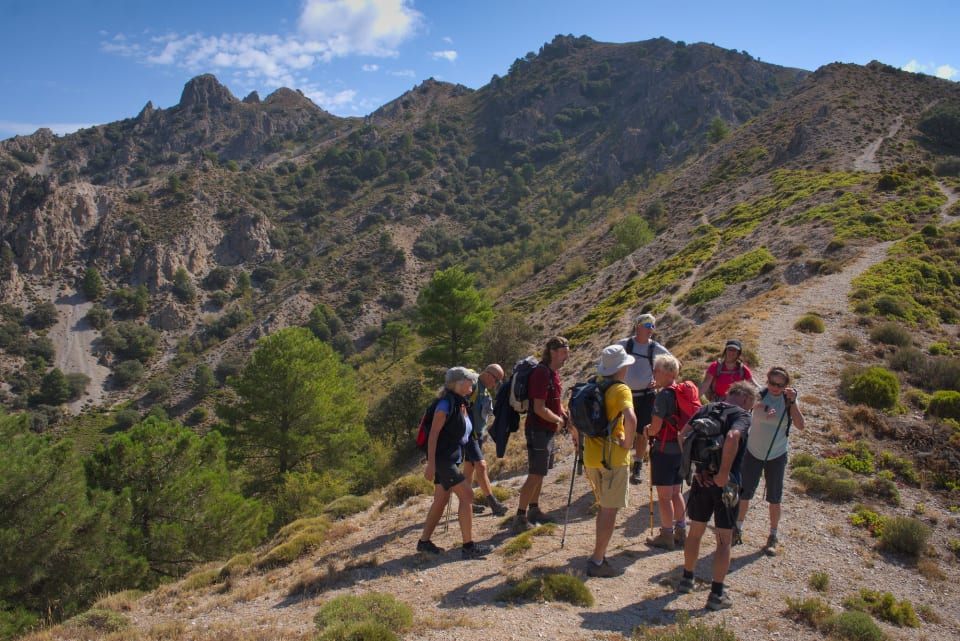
[1,0,957,141]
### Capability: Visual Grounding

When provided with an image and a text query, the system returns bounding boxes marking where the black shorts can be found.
[463,437,484,463]
[649,441,682,486]
[740,451,788,504]
[686,481,735,529]
[633,391,656,429]
[525,427,556,476]
[434,461,465,491]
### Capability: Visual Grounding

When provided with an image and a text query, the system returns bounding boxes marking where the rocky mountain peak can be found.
[178,74,239,111]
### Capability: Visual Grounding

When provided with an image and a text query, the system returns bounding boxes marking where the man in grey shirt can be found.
[617,313,672,484]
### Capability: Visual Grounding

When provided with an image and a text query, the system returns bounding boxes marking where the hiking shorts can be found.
[463,436,485,463]
[740,451,788,504]
[632,391,656,430]
[686,481,735,529]
[585,465,629,509]
[649,441,683,486]
[525,427,556,476]
[434,461,465,491]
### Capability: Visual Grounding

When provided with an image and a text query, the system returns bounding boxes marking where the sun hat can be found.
[598,344,636,376]
[445,366,479,385]
[724,339,743,353]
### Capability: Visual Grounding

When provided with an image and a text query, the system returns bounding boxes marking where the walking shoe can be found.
[732,524,743,547]
[763,533,778,556]
[586,558,622,578]
[416,539,443,554]
[512,514,535,532]
[706,591,733,610]
[472,503,485,514]
[677,574,694,593]
[629,460,644,485]
[461,542,493,560]
[489,498,508,517]
[646,529,676,550]
[674,527,687,547]
[527,507,555,525]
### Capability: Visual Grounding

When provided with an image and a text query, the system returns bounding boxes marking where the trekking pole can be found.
[648,453,654,537]
[561,434,582,548]
[444,495,451,534]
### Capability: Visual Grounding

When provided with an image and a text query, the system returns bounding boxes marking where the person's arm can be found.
[619,406,638,450]
[533,397,566,428]
[646,412,664,438]
[423,406,447,480]
[785,387,805,431]
[698,372,714,399]
[712,427,743,488]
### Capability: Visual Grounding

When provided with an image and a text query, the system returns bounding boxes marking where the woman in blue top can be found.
[417,367,494,560]
[735,366,804,556]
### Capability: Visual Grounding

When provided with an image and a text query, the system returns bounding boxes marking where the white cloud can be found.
[935,64,958,80]
[302,87,358,112]
[430,50,457,63]
[362,64,379,72]
[387,69,416,78]
[99,0,424,106]
[298,0,423,56]
[902,59,958,80]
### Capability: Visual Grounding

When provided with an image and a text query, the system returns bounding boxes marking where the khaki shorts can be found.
[585,465,629,509]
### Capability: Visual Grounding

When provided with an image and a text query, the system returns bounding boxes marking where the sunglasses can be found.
[767,380,786,389]
[640,323,655,328]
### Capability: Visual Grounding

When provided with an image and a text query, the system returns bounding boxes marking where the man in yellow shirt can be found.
[572,344,638,578]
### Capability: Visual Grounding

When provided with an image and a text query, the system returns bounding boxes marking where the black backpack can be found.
[679,404,727,484]
[508,356,539,412]
[415,398,442,452]
[569,377,629,439]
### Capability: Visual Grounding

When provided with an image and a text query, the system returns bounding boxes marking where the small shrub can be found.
[862,471,901,505]
[842,589,920,627]
[794,313,825,333]
[809,571,830,592]
[927,390,960,420]
[836,333,860,352]
[879,516,931,559]
[64,609,129,633]
[841,366,899,410]
[850,505,884,536]
[783,596,835,629]
[869,322,911,347]
[323,495,373,519]
[874,294,909,318]
[792,461,859,500]
[633,612,738,640]
[917,558,946,581]
[827,610,883,641]
[497,570,593,606]
[928,341,952,356]
[314,592,412,641]
[831,440,876,474]
[502,523,556,556]
[887,346,926,373]
[382,474,432,506]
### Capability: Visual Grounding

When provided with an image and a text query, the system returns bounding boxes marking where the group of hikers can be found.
[416,313,805,611]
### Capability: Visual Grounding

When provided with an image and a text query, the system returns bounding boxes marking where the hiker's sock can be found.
[674,520,686,529]
[711,581,724,596]
[516,508,527,518]
[683,569,694,580]
[769,528,778,538]
[529,503,539,511]
[736,520,744,531]
[590,557,604,566]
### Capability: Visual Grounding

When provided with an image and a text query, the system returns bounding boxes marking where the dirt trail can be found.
[50,293,110,411]
[853,115,902,172]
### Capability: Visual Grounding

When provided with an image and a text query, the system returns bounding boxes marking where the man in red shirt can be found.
[514,336,571,530]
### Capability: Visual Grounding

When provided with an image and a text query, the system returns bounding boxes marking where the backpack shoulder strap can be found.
[626,337,634,355]
[647,342,656,369]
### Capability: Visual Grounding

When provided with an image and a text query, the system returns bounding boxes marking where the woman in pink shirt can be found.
[699,339,754,402]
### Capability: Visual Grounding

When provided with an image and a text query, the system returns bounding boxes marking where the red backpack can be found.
[659,381,702,448]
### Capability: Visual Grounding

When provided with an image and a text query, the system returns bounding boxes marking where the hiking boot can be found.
[527,507,555,525]
[677,574,694,594]
[706,591,733,610]
[461,542,492,560]
[472,503,485,514]
[416,539,443,555]
[489,498,508,517]
[646,529,676,550]
[512,514,535,532]
[629,460,644,485]
[732,524,743,547]
[586,558,621,578]
[674,527,687,547]
[763,533,778,556]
